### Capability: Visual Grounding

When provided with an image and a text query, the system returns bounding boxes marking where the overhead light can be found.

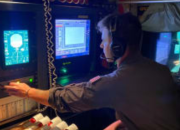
[0,1,28,4]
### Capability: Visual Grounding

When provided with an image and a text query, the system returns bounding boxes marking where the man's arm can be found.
[4,82,50,106]
[28,88,50,106]
[48,76,115,113]
[3,82,97,112]
[4,74,114,113]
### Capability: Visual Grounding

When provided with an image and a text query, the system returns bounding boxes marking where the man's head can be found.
[97,12,142,62]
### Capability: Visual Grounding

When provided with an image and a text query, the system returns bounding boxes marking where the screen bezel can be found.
[55,19,91,60]
[52,13,95,76]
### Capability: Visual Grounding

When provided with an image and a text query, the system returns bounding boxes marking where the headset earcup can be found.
[109,15,127,59]
[111,37,127,58]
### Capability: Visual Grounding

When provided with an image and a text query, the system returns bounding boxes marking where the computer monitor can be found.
[55,19,90,59]
[3,30,29,66]
[155,32,180,73]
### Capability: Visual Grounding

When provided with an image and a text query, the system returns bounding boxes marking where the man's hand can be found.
[173,60,180,66]
[4,82,50,106]
[4,82,31,98]
[104,120,124,130]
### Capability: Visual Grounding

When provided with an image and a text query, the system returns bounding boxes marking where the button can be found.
[2,105,7,120]
[0,106,3,121]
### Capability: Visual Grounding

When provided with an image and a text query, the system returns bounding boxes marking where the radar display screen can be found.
[55,19,90,59]
[3,30,29,66]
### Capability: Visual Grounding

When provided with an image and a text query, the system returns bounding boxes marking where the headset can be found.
[109,14,127,60]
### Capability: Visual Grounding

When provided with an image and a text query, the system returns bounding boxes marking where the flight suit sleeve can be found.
[48,74,116,113]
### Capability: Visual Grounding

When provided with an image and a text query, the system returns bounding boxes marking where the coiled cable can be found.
[36,0,58,115]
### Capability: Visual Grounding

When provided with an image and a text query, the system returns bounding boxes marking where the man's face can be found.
[100,27,114,62]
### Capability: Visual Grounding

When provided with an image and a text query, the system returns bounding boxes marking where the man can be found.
[3,13,180,130]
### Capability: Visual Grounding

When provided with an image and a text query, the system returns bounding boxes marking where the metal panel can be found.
[118,0,180,3]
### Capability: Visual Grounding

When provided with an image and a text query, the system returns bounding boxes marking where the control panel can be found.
[0,1,48,128]
[0,76,38,123]
[0,96,37,122]
[5,113,78,130]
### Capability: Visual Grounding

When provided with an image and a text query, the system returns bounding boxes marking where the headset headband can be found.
[109,15,118,33]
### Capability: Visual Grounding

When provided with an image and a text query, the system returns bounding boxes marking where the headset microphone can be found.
[100,53,114,61]
[100,53,115,69]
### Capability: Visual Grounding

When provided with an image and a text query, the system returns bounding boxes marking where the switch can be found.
[0,106,3,121]
[66,124,78,130]
[25,98,30,112]
[30,99,37,110]
[16,100,24,114]
[25,98,37,112]
[7,103,12,118]
[19,100,24,114]
[11,102,16,117]
[16,100,21,115]
[2,105,7,120]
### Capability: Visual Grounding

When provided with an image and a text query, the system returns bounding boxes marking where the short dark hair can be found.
[97,12,142,50]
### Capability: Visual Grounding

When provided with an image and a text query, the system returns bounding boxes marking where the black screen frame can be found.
[51,6,98,76]
[0,11,37,70]
[54,18,91,60]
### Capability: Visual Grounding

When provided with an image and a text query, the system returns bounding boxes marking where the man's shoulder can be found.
[143,57,170,70]
[141,57,172,78]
